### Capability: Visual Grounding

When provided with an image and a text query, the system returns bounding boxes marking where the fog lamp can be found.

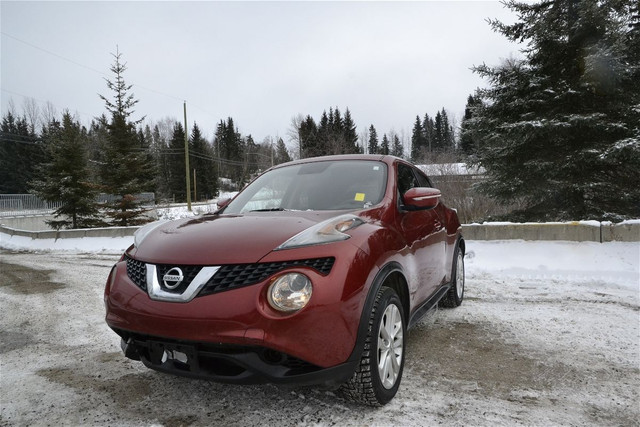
[267,273,312,312]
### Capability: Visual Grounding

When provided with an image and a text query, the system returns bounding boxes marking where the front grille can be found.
[125,256,147,290]
[155,264,202,294]
[124,256,335,297]
[199,257,335,296]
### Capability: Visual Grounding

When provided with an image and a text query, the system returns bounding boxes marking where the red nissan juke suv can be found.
[104,154,465,406]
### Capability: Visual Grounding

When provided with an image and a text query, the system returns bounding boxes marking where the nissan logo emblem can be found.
[162,267,184,290]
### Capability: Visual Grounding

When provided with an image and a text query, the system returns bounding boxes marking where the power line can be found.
[1,31,186,105]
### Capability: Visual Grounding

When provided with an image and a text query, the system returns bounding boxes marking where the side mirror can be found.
[216,197,231,210]
[403,187,441,210]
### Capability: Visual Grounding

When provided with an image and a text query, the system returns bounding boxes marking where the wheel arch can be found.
[347,261,409,363]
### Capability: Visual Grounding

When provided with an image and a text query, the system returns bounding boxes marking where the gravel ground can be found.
[1,245,638,426]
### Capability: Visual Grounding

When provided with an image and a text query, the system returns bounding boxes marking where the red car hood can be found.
[130,211,344,265]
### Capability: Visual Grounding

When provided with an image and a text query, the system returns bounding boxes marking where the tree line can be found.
[1,0,637,226]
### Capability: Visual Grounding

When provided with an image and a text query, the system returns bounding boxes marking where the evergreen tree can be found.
[367,125,379,155]
[391,134,404,158]
[86,115,109,184]
[151,122,173,200]
[460,94,482,155]
[411,115,426,161]
[380,134,390,155]
[423,113,435,154]
[300,115,319,158]
[0,112,42,193]
[137,125,156,193]
[470,0,640,221]
[31,112,101,229]
[317,111,330,155]
[190,123,218,200]
[98,49,152,225]
[433,111,445,152]
[342,108,359,153]
[167,122,187,201]
[440,109,455,151]
[214,117,243,186]
[275,137,292,165]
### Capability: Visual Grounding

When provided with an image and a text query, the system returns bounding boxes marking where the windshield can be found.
[224,160,388,214]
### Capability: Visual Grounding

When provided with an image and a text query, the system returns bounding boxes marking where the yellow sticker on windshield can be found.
[354,193,365,202]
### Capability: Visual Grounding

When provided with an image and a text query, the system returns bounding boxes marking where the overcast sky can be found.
[1,1,520,146]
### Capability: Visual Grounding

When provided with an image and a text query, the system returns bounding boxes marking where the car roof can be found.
[269,154,404,170]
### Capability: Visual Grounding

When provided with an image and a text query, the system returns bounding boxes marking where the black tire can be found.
[339,286,406,406]
[440,243,464,308]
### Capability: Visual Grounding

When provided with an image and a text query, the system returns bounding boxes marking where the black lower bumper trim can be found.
[115,331,356,387]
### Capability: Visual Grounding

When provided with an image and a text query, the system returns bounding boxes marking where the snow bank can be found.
[0,232,133,254]
[466,240,639,290]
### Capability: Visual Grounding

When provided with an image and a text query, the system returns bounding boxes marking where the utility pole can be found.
[193,169,197,202]
[183,101,192,211]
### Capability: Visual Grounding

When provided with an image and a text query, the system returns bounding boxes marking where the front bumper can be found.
[115,330,356,386]
[105,245,375,376]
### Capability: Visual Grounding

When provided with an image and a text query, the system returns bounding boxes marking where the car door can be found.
[396,163,446,307]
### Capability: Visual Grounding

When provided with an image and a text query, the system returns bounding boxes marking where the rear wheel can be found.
[339,286,406,406]
[440,244,464,308]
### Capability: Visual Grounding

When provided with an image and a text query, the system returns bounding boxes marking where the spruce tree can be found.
[167,122,187,201]
[0,112,42,193]
[99,49,152,225]
[343,109,359,153]
[423,114,435,154]
[460,94,482,155]
[275,137,292,165]
[470,0,639,221]
[190,123,218,200]
[411,115,426,161]
[391,134,404,158]
[299,115,319,158]
[380,134,390,155]
[31,112,101,229]
[368,125,379,155]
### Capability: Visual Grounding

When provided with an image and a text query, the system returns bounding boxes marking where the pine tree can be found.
[98,49,152,225]
[299,115,319,158]
[411,115,426,161]
[367,125,379,155]
[391,134,404,158]
[440,109,455,151]
[275,137,292,164]
[167,122,187,201]
[470,0,640,221]
[343,108,359,153]
[0,112,42,193]
[423,114,435,154]
[380,134,390,155]
[214,117,244,186]
[190,122,218,200]
[31,112,101,229]
[460,94,482,155]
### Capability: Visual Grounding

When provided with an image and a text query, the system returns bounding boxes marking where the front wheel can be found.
[440,244,465,308]
[339,286,406,406]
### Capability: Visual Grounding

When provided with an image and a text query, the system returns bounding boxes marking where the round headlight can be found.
[267,273,312,312]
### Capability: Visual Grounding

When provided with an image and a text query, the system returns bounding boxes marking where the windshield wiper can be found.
[249,208,288,212]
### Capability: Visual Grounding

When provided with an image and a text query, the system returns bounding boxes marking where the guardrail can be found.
[0,193,156,217]
[0,194,62,216]
[1,217,638,243]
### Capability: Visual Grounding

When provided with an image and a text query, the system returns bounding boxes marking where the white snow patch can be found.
[465,240,639,290]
